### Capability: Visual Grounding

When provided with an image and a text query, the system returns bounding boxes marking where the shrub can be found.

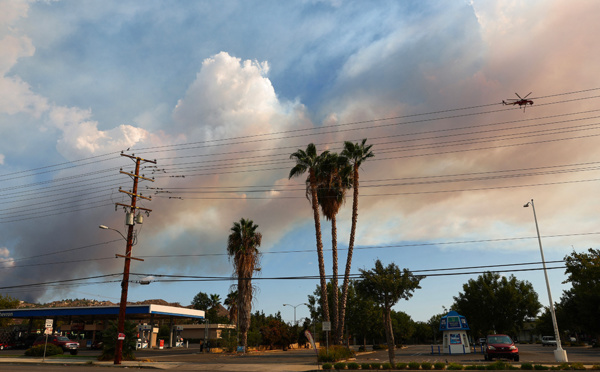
[361,363,372,370]
[373,344,388,350]
[476,366,487,370]
[408,362,421,370]
[592,366,600,371]
[371,362,381,369]
[334,362,346,370]
[318,345,356,362]
[322,363,333,370]
[448,363,464,370]
[25,344,64,357]
[533,365,549,370]
[465,366,478,370]
[382,362,393,370]
[422,362,433,370]
[521,363,533,370]
[358,345,367,352]
[347,362,360,370]
[487,361,510,370]
[434,362,446,370]
[396,362,408,370]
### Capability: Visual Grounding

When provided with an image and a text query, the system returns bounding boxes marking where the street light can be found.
[99,223,139,364]
[283,303,309,326]
[523,199,568,362]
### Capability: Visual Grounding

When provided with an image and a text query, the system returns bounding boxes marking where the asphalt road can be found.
[0,343,599,371]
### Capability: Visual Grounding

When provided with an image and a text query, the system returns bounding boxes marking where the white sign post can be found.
[43,319,53,362]
[322,321,331,355]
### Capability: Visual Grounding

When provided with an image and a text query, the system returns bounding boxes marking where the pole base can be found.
[554,348,568,363]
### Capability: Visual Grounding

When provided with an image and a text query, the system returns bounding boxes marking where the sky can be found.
[1,0,600,326]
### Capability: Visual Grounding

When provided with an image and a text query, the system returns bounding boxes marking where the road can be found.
[0,343,598,371]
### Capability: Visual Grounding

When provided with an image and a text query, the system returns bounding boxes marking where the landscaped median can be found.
[320,360,600,370]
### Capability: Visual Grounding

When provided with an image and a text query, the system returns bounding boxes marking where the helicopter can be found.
[502,92,533,111]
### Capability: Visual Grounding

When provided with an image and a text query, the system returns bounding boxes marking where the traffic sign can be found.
[322,321,331,331]
[45,319,53,328]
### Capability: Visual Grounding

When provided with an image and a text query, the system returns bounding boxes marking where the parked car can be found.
[33,335,79,355]
[485,334,519,361]
[542,336,557,346]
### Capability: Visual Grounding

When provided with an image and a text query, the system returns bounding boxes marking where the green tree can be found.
[0,294,19,327]
[289,143,331,324]
[100,320,137,361]
[191,291,212,310]
[260,318,293,350]
[452,272,541,338]
[356,260,422,365]
[561,248,600,339]
[315,152,351,343]
[391,311,415,345]
[339,139,374,344]
[227,218,262,349]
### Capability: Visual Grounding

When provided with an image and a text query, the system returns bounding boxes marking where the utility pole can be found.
[113,153,155,365]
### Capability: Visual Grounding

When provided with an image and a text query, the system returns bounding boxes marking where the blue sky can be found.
[1,0,600,325]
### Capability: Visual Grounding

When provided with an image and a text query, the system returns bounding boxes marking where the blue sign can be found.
[439,311,470,331]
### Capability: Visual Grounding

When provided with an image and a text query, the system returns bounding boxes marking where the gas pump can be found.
[136,324,152,349]
[173,325,184,347]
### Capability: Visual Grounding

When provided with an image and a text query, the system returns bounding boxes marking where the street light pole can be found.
[524,199,568,363]
[283,303,309,326]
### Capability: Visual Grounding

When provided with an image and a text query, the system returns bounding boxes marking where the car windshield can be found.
[57,336,71,341]
[488,336,512,344]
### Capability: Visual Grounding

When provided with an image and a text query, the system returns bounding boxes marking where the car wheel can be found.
[70,350,78,355]
[514,356,519,362]
[484,355,488,361]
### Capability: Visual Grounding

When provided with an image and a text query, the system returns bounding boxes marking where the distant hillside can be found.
[17,298,184,308]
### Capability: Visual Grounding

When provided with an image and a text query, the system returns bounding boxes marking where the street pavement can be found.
[0,344,598,371]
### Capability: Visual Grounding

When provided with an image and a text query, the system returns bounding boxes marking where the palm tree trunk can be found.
[331,215,339,344]
[310,170,330,323]
[338,164,360,343]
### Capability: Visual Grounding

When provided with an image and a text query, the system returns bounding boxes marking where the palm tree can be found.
[315,152,351,343]
[227,218,262,350]
[338,139,373,343]
[289,144,331,324]
[224,290,238,325]
[209,294,222,309]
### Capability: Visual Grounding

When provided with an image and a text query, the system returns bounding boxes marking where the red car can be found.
[33,335,79,355]
[484,334,519,362]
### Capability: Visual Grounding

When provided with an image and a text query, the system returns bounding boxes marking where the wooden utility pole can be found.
[114,153,155,365]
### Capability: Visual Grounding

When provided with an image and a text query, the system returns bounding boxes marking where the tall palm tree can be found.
[289,143,331,323]
[338,139,374,343]
[224,290,238,324]
[315,152,351,343]
[227,218,262,350]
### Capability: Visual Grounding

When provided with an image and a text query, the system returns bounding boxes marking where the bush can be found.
[361,363,372,370]
[322,363,333,370]
[318,345,356,362]
[373,344,388,350]
[25,344,64,357]
[592,366,600,371]
[347,362,360,370]
[358,345,367,352]
[521,363,533,370]
[557,363,586,370]
[370,362,381,369]
[382,362,393,370]
[434,362,446,370]
[334,362,346,370]
[487,361,510,370]
[465,366,478,370]
[422,362,433,370]
[533,366,549,370]
[448,363,464,370]
[408,362,421,370]
[397,362,408,370]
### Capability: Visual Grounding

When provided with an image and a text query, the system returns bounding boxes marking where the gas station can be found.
[0,304,204,349]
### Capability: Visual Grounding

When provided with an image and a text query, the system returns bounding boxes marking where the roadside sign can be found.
[118,333,126,340]
[44,327,52,335]
[322,321,331,331]
[45,319,53,328]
